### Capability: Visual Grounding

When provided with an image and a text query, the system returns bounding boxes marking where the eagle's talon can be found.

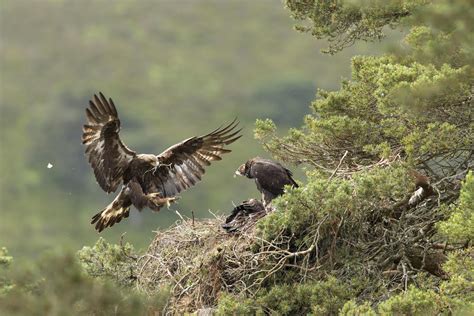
[166,196,180,208]
[83,92,241,231]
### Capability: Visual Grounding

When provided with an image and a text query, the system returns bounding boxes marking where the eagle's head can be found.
[137,154,159,166]
[234,160,253,178]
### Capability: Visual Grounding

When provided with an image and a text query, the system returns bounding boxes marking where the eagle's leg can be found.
[262,192,271,208]
[147,193,180,211]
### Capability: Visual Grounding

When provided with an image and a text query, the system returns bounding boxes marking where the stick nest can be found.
[137,208,314,313]
[136,157,470,313]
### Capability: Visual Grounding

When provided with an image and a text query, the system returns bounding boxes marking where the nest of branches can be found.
[137,210,324,313]
[137,216,227,312]
[137,150,471,313]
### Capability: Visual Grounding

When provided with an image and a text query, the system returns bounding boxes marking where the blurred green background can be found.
[0,0,396,257]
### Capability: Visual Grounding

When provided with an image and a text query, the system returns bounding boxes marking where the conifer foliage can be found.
[245,0,473,313]
[1,1,472,314]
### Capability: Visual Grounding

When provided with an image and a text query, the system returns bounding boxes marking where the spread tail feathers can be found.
[91,189,132,232]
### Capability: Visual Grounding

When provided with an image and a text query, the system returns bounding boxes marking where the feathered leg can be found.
[146,193,180,212]
[126,181,179,212]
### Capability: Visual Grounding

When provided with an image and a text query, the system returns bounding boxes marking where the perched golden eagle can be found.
[235,157,298,206]
[82,92,241,232]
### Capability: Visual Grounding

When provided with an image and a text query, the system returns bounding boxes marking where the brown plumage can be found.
[235,157,298,206]
[408,171,434,206]
[82,92,241,232]
[221,199,267,233]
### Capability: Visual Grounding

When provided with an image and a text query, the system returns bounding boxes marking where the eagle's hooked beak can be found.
[234,164,245,178]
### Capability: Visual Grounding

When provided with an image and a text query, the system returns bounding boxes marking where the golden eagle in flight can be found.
[82,92,241,232]
[235,157,298,206]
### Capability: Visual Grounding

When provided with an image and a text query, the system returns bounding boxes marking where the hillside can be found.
[0,0,391,256]
[1,0,472,314]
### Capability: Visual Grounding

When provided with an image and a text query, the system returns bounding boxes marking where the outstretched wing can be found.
[142,119,241,196]
[82,92,136,193]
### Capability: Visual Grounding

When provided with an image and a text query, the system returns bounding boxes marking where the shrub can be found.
[0,250,169,315]
[77,237,138,287]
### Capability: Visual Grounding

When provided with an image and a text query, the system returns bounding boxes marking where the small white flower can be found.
[47,163,53,169]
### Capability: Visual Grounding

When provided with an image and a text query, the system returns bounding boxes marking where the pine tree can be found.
[245,0,474,313]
